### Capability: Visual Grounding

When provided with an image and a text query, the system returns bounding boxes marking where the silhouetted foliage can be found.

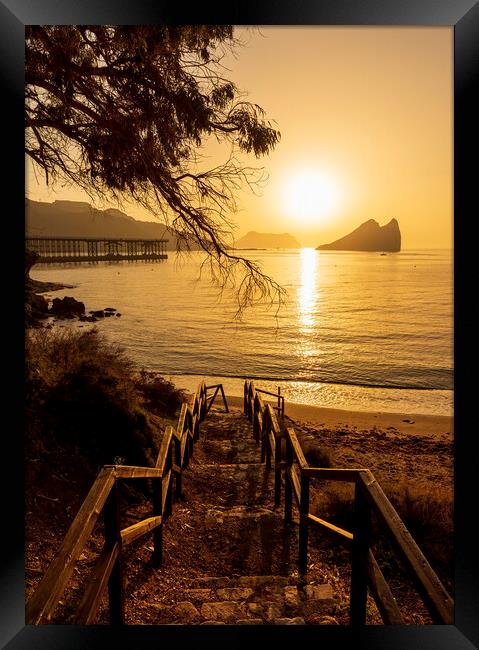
[25,26,284,314]
[25,328,185,467]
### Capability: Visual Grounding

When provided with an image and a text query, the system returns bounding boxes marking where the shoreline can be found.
[224,395,453,438]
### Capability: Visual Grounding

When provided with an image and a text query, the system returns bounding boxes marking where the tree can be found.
[25,25,284,314]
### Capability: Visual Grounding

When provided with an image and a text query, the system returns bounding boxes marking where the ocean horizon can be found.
[30,248,453,417]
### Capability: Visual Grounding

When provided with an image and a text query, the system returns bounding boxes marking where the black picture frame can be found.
[2,1,478,648]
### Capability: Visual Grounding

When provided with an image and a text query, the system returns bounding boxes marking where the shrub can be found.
[25,328,184,469]
[135,370,187,417]
[301,438,333,468]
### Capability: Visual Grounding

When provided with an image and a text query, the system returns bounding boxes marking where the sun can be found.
[282,170,340,222]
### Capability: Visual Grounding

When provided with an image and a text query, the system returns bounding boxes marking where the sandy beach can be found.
[223,395,453,492]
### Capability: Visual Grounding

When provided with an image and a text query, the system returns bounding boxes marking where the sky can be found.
[26,26,453,249]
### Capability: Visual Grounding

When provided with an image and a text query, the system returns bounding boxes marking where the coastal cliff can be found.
[316,218,401,252]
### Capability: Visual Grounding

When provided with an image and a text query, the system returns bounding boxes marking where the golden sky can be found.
[26,26,453,249]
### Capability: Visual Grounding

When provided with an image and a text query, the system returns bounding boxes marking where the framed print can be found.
[2,1,478,648]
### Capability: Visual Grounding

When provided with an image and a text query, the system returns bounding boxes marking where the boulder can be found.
[49,296,85,318]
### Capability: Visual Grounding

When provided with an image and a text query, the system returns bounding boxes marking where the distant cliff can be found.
[235,231,301,249]
[25,199,199,251]
[316,218,401,252]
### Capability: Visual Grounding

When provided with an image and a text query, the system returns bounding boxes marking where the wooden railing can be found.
[26,381,227,625]
[243,380,454,626]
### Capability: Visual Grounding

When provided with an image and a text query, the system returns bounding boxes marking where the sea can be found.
[30,249,453,417]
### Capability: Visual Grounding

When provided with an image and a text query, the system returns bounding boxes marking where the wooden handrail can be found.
[357,470,454,624]
[26,466,117,624]
[242,379,454,626]
[27,381,224,625]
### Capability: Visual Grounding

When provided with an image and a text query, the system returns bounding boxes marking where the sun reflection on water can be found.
[298,247,318,332]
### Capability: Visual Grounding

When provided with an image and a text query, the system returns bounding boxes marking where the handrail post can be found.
[103,481,124,624]
[253,393,260,443]
[261,409,267,464]
[277,386,281,416]
[152,474,163,566]
[284,436,293,525]
[350,478,372,626]
[298,472,310,574]
[265,416,272,471]
[174,434,182,500]
[274,431,282,507]
[244,381,248,415]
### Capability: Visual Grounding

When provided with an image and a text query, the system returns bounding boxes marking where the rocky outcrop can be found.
[316,218,401,252]
[49,296,85,318]
[235,231,301,249]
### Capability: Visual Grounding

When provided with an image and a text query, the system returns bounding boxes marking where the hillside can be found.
[316,218,401,252]
[25,198,199,251]
[235,231,301,249]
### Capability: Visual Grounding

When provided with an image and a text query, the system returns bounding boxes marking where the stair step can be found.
[150,574,336,625]
[198,439,261,464]
[183,463,275,507]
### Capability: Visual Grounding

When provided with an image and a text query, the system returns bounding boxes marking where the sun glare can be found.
[283,170,340,222]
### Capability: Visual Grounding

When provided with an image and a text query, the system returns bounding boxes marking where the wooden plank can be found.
[176,403,187,436]
[162,471,172,511]
[120,516,163,547]
[302,467,362,481]
[287,465,302,508]
[26,466,116,624]
[266,404,281,436]
[367,550,404,625]
[219,384,229,413]
[307,513,353,546]
[298,474,310,574]
[155,426,174,474]
[114,466,163,479]
[103,482,124,624]
[285,428,308,470]
[74,542,120,625]
[268,430,276,457]
[350,479,372,626]
[358,470,454,624]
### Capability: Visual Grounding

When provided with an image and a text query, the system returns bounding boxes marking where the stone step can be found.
[149,574,337,625]
[198,438,261,464]
[193,507,299,575]
[182,463,275,507]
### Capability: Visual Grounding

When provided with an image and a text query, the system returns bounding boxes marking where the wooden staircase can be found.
[124,407,338,625]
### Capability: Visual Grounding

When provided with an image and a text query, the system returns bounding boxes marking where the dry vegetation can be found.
[25,329,453,626]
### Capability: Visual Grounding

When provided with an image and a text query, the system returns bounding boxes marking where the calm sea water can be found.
[30,249,453,416]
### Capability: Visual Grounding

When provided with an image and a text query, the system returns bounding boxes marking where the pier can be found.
[26,237,168,262]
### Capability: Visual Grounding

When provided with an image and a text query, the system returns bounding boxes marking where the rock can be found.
[302,584,336,617]
[90,309,105,318]
[200,621,226,625]
[317,218,401,252]
[200,601,246,623]
[283,586,300,615]
[238,575,289,588]
[216,587,254,601]
[264,602,283,621]
[30,293,49,313]
[49,296,85,318]
[104,307,116,312]
[171,602,201,624]
[185,589,215,603]
[236,618,264,625]
[273,617,305,625]
[116,313,122,317]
